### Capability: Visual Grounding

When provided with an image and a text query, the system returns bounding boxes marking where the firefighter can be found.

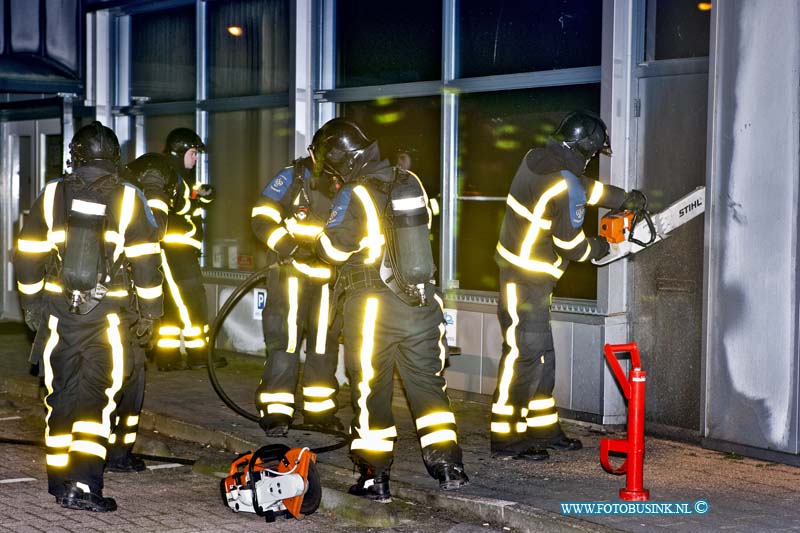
[251,155,343,436]
[14,122,163,511]
[490,111,647,460]
[105,153,177,472]
[312,118,469,502]
[152,128,223,370]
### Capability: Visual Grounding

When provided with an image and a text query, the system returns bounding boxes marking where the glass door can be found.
[1,118,62,321]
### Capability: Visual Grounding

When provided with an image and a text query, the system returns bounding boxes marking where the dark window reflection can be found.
[457,85,601,298]
[458,0,602,78]
[44,134,63,183]
[207,108,292,270]
[131,6,196,102]
[647,0,710,60]
[336,0,441,87]
[144,114,195,154]
[342,96,443,280]
[208,0,290,98]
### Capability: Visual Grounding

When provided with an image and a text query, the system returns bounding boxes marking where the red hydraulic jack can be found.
[599,342,650,501]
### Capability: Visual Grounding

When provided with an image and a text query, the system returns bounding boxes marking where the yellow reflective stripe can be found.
[496,243,564,278]
[578,242,592,262]
[148,199,169,213]
[528,397,556,410]
[45,434,72,448]
[199,197,212,204]
[491,403,514,416]
[126,415,139,426]
[102,313,125,442]
[304,399,336,413]
[587,181,604,205]
[105,230,121,246]
[161,251,193,332]
[553,231,586,250]
[429,197,440,216]
[292,260,331,279]
[107,289,129,297]
[260,392,295,404]
[42,315,60,450]
[72,421,109,438]
[490,422,511,434]
[436,322,447,385]
[251,205,282,223]
[361,426,397,440]
[125,242,161,257]
[351,438,393,452]
[315,283,330,354]
[408,170,433,229]
[46,454,69,467]
[49,230,66,244]
[184,338,205,348]
[163,233,202,249]
[43,181,59,231]
[159,325,181,336]
[193,207,205,217]
[505,195,552,230]
[286,276,299,353]
[17,280,44,295]
[419,429,458,448]
[267,404,294,416]
[518,180,567,260]
[182,326,202,337]
[494,283,519,417]
[136,285,163,300]
[527,413,559,428]
[415,411,456,430]
[123,433,137,444]
[45,282,62,293]
[303,386,335,398]
[355,297,379,440]
[114,186,137,262]
[318,234,352,263]
[17,239,52,253]
[176,181,191,215]
[157,339,181,348]
[352,185,385,264]
[69,440,106,459]
[267,227,289,250]
[516,422,528,433]
[108,434,117,444]
[285,217,324,238]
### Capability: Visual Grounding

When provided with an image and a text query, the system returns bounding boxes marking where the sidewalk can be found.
[1,323,799,532]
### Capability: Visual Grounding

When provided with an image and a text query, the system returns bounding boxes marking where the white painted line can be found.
[146,463,185,470]
[0,478,37,484]
[0,416,23,422]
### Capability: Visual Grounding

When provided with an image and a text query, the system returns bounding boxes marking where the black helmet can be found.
[308,118,377,181]
[163,127,206,159]
[553,111,612,160]
[69,121,120,167]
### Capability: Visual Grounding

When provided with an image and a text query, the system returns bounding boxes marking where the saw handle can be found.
[628,209,657,248]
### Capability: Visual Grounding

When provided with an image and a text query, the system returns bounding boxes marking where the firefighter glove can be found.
[23,306,43,332]
[622,189,647,212]
[194,184,216,202]
[135,317,159,350]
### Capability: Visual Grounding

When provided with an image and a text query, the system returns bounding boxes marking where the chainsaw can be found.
[593,186,705,266]
[221,444,322,522]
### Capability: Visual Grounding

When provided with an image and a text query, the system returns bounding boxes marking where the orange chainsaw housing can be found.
[600,211,635,243]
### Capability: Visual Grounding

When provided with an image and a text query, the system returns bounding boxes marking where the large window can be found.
[646,0,711,60]
[131,6,196,102]
[144,114,195,154]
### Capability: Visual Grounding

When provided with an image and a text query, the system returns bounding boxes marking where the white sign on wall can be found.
[443,308,457,346]
[253,288,267,320]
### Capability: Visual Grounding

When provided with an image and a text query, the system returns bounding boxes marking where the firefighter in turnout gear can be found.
[491,111,646,460]
[251,156,343,437]
[152,128,223,370]
[14,122,163,511]
[105,153,177,472]
[312,118,469,502]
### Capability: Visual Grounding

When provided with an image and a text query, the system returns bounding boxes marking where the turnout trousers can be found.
[490,268,564,454]
[343,285,462,475]
[154,244,208,366]
[255,265,340,426]
[35,296,127,497]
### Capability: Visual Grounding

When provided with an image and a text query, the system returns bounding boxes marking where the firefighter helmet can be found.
[69,121,120,167]
[553,111,612,160]
[163,128,206,159]
[308,118,377,181]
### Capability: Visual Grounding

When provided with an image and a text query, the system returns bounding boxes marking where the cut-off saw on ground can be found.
[593,186,705,266]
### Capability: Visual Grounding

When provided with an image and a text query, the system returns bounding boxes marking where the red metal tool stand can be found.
[600,342,650,501]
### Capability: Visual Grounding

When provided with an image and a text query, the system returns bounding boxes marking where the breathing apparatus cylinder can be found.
[62,199,108,313]
[380,171,435,306]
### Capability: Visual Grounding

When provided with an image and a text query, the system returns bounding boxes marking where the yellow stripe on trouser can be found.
[492,283,520,426]
[159,250,198,349]
[286,277,299,353]
[351,298,394,453]
[527,397,559,428]
[42,315,68,468]
[315,284,329,355]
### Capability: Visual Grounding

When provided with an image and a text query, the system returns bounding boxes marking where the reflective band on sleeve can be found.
[148,199,169,213]
[17,280,44,294]
[125,242,161,257]
[252,205,282,223]
[267,227,289,250]
[587,181,604,205]
[162,234,202,249]
[419,429,457,448]
[318,234,352,263]
[292,260,331,279]
[353,186,385,264]
[553,231,586,250]
[71,199,106,216]
[45,282,63,293]
[391,196,426,211]
[415,411,456,430]
[304,399,336,413]
[285,218,323,237]
[136,285,163,299]
[259,392,295,404]
[115,186,137,262]
[17,239,52,253]
[578,243,592,262]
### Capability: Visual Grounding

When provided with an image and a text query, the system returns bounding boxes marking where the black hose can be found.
[205,263,350,454]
